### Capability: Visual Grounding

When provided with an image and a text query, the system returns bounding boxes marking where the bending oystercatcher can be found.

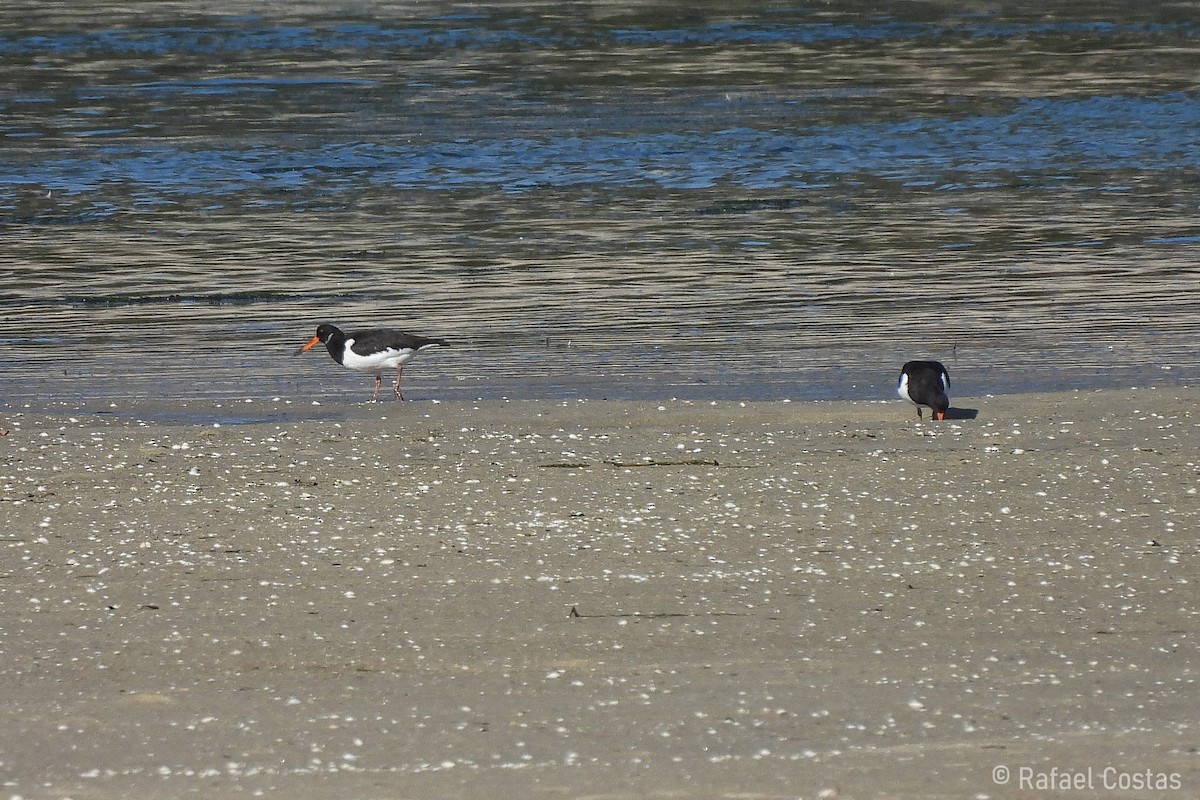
[294,323,448,401]
[897,360,951,421]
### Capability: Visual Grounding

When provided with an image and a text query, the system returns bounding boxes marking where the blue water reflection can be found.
[7,93,1198,201]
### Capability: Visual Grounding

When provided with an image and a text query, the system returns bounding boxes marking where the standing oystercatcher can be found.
[897,360,951,421]
[294,323,448,401]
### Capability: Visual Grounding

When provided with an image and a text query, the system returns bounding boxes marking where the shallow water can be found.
[3,1,1199,412]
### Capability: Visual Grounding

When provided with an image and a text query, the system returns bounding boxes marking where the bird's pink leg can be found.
[371,375,382,402]
[394,365,405,401]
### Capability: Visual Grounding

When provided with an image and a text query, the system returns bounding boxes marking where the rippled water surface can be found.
[3,1,1199,410]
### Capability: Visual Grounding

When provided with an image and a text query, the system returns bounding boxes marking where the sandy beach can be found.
[2,387,1197,799]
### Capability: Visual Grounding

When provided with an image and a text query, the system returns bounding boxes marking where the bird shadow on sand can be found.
[944,406,979,420]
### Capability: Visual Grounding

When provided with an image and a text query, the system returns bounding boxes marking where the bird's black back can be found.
[346,328,449,356]
[900,360,950,408]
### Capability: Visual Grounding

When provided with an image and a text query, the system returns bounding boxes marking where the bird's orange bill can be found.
[294,336,321,356]
[934,410,946,421]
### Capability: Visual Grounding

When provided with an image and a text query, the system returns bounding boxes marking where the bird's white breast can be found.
[341,337,417,374]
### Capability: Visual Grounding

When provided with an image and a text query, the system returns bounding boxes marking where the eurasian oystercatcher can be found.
[897,360,951,421]
[294,323,448,402]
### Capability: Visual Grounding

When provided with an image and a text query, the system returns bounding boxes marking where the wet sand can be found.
[2,388,1198,799]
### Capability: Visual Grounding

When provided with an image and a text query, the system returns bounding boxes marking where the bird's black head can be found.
[294,323,344,356]
[315,323,341,343]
